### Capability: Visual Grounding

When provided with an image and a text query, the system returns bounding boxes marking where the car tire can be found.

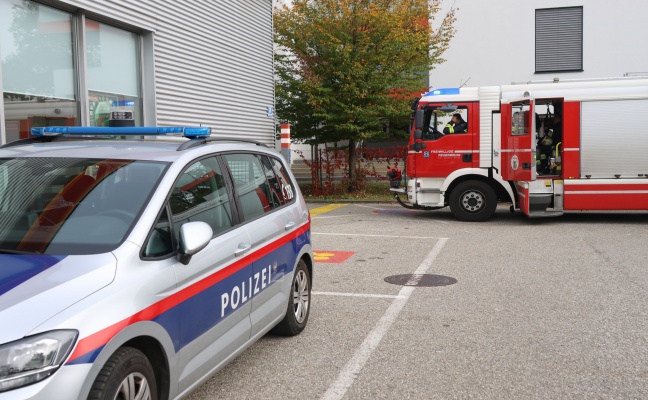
[88,347,158,400]
[449,180,497,222]
[272,259,311,336]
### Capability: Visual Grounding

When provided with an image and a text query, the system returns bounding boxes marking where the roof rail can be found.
[176,136,270,151]
[510,75,648,85]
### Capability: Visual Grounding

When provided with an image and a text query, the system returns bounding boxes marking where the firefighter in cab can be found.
[537,114,562,174]
[443,113,468,134]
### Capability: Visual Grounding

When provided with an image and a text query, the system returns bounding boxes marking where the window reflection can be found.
[1,0,78,142]
[86,20,141,127]
[0,158,167,255]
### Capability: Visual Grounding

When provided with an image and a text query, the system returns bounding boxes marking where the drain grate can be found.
[384,274,457,287]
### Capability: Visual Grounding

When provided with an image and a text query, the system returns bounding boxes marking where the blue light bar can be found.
[423,88,461,97]
[30,126,212,139]
[112,100,136,107]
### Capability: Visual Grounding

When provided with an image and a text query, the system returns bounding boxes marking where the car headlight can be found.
[0,330,78,393]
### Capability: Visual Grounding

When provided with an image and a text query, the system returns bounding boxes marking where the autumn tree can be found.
[274,0,455,188]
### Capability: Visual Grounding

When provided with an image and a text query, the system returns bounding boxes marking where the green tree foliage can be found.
[274,0,456,185]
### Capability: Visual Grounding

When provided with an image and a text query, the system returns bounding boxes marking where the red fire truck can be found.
[388,77,648,221]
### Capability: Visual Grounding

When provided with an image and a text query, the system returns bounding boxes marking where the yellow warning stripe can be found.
[309,203,348,217]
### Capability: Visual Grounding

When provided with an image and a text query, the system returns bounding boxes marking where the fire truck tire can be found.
[449,181,497,222]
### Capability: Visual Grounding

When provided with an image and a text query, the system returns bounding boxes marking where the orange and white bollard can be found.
[280,123,291,164]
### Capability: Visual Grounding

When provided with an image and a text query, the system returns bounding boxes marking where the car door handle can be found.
[235,243,251,257]
[284,221,296,231]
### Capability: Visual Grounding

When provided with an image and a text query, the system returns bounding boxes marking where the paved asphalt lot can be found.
[188,203,648,400]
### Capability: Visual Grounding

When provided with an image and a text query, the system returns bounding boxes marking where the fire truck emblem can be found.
[511,155,520,171]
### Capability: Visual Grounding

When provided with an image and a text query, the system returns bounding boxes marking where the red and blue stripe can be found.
[0,255,66,297]
[66,222,310,365]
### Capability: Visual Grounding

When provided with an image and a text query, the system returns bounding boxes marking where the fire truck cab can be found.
[390,77,648,221]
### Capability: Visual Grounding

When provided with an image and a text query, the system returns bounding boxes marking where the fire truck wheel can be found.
[449,181,497,222]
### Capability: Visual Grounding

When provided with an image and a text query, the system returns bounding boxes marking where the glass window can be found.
[511,102,532,136]
[421,106,469,140]
[1,1,78,143]
[258,155,286,207]
[86,20,141,127]
[142,207,173,258]
[223,153,274,221]
[268,156,296,204]
[0,158,167,255]
[169,157,233,242]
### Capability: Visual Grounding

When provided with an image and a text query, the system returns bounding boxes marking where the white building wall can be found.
[430,0,648,88]
[59,0,276,144]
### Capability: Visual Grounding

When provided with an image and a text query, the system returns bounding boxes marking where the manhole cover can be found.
[384,274,457,287]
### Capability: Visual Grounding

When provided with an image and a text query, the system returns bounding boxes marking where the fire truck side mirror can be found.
[411,141,426,152]
[415,109,424,130]
[440,103,457,113]
[414,129,422,140]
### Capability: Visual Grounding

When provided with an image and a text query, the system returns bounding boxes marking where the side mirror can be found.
[440,103,457,113]
[410,142,426,152]
[415,109,424,130]
[414,129,422,140]
[177,221,213,265]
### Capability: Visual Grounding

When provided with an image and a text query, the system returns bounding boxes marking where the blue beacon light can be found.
[30,126,212,139]
[424,88,460,97]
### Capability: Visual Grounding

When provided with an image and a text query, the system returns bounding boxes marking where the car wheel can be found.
[88,347,158,400]
[449,180,497,222]
[272,259,311,336]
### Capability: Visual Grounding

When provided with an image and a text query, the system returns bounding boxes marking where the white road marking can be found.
[312,204,450,223]
[312,291,405,299]
[320,238,448,400]
[373,206,451,224]
[354,204,387,210]
[312,214,375,219]
[313,232,447,240]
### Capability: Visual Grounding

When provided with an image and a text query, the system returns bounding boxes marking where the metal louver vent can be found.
[535,7,583,72]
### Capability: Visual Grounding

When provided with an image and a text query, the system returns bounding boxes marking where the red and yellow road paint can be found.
[313,251,356,263]
[310,204,354,263]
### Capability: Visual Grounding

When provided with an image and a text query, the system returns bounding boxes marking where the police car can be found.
[0,126,313,399]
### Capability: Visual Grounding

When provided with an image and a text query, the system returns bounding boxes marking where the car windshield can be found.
[0,158,168,255]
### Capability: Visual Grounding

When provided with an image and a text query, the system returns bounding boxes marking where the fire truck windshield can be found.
[420,106,469,140]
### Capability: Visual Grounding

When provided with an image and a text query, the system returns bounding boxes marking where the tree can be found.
[274,0,456,188]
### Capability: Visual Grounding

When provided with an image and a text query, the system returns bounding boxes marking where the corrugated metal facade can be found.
[58,0,276,144]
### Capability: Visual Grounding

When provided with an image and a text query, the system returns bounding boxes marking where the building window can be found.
[0,1,145,143]
[1,1,78,142]
[535,6,583,73]
[86,20,141,127]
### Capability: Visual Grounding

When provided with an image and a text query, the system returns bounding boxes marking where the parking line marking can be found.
[320,238,448,400]
[313,232,447,240]
[312,213,374,219]
[310,204,348,217]
[313,291,404,299]
[354,204,387,210]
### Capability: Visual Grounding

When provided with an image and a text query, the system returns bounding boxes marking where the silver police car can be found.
[0,126,313,399]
